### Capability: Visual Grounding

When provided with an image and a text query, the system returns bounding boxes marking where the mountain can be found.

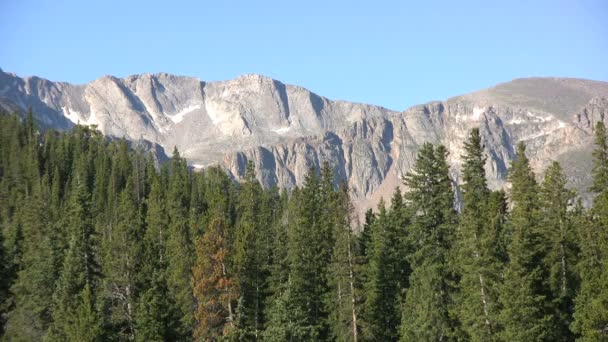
[1,68,607,215]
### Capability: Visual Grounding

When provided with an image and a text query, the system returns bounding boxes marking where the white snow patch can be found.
[168,104,201,124]
[62,106,83,124]
[273,126,291,134]
[62,107,99,127]
[472,107,484,120]
[558,121,566,129]
[192,164,205,169]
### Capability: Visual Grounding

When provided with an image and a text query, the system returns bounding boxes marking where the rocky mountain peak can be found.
[1,69,607,215]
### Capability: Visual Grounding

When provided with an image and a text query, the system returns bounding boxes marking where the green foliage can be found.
[572,121,608,341]
[281,167,332,339]
[400,143,458,341]
[0,112,605,341]
[327,183,360,342]
[232,161,268,339]
[165,149,195,337]
[361,199,401,342]
[498,142,553,341]
[452,128,502,341]
[539,161,578,341]
[64,284,103,342]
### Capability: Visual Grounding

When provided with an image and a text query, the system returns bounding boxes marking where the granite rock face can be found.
[1,69,608,215]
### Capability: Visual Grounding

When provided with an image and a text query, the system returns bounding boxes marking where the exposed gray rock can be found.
[1,68,607,216]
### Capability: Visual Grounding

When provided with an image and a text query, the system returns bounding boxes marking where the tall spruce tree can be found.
[327,183,360,342]
[64,284,103,342]
[361,199,401,342]
[452,128,502,341]
[539,161,578,341]
[3,176,59,340]
[572,121,608,340]
[135,170,179,341]
[232,161,267,339]
[165,148,194,337]
[498,142,553,341]
[283,168,330,340]
[400,143,458,341]
[47,162,99,341]
[262,188,292,339]
[99,177,143,340]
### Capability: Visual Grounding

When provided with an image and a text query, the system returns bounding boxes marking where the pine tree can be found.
[141,171,168,282]
[590,121,608,193]
[452,128,502,341]
[99,177,143,340]
[3,177,59,340]
[539,161,578,340]
[232,161,268,339]
[361,199,401,342]
[262,285,316,342]
[135,274,179,342]
[191,215,239,341]
[498,142,552,341]
[64,284,103,342]
[284,167,332,339]
[47,166,99,341]
[327,183,360,342]
[165,148,194,337]
[0,217,8,334]
[400,143,458,341]
[359,209,375,259]
[263,188,291,331]
[572,121,608,340]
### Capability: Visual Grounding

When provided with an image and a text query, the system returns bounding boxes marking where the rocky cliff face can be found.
[2,68,608,215]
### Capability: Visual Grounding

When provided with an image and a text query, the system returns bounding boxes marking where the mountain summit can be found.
[1,69,607,213]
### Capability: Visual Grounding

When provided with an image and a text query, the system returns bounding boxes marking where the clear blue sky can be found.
[1,0,606,110]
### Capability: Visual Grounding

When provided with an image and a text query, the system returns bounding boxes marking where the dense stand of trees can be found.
[1,111,607,341]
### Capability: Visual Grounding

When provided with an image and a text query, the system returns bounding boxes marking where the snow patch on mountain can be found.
[167,104,201,124]
[62,106,99,127]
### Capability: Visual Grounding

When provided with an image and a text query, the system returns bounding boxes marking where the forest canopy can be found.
[0,111,607,341]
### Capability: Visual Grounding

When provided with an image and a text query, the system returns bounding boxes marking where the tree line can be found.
[0,110,607,341]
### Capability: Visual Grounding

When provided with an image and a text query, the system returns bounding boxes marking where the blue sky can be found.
[1,0,606,110]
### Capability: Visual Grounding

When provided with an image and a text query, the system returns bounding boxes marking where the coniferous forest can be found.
[1,111,608,342]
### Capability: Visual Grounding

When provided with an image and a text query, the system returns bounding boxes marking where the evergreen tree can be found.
[191,215,239,341]
[359,209,375,259]
[452,128,502,341]
[591,121,608,193]
[400,143,458,341]
[99,177,143,340]
[165,148,194,337]
[327,183,360,342]
[262,285,316,342]
[498,142,552,341]
[135,275,179,342]
[0,218,7,335]
[47,167,99,341]
[263,189,291,332]
[361,199,401,342]
[232,161,268,339]
[3,177,58,340]
[539,161,578,341]
[285,167,333,339]
[572,121,608,340]
[64,284,103,342]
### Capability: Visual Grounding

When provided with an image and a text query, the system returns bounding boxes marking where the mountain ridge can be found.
[1,68,607,215]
